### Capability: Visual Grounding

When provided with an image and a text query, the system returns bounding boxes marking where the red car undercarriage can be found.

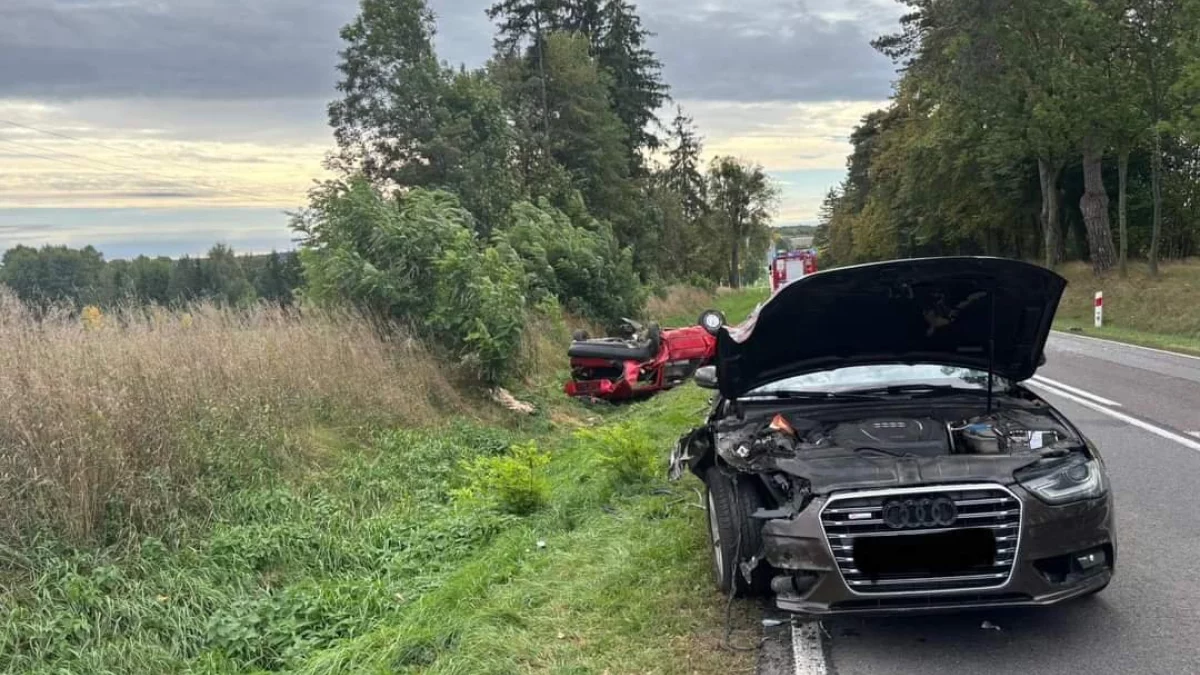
[564,311,724,401]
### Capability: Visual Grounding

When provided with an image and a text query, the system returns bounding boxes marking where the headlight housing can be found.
[1016,453,1107,505]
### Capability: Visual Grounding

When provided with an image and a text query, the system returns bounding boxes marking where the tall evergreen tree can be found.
[593,0,668,167]
[664,106,706,220]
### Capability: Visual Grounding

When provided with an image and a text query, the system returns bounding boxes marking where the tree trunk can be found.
[1037,157,1063,268]
[1117,148,1129,278]
[1079,140,1116,274]
[1150,130,1163,277]
[729,235,741,288]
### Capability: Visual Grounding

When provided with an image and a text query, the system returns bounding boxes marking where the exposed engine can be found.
[720,405,1075,462]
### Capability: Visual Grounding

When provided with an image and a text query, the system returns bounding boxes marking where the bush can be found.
[452,441,551,515]
[578,423,661,487]
[499,199,645,327]
[295,178,527,382]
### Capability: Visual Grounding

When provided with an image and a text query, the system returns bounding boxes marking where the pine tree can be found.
[594,0,668,167]
[665,106,706,220]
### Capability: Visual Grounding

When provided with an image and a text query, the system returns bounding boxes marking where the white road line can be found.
[1051,330,1200,362]
[791,621,827,675]
[1029,375,1122,407]
[1027,381,1200,453]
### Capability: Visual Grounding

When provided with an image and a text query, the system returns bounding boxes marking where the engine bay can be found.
[718,400,1079,463]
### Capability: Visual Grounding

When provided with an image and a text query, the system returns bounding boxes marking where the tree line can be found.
[815,0,1200,276]
[0,244,302,309]
[292,0,780,381]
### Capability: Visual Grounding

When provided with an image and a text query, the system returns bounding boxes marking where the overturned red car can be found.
[564,310,726,401]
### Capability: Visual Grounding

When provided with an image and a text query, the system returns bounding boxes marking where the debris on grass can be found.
[492,387,536,414]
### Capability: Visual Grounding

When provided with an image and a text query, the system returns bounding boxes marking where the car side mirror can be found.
[694,365,718,389]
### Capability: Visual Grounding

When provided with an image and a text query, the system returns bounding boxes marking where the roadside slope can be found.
[1054,259,1200,355]
[0,288,763,674]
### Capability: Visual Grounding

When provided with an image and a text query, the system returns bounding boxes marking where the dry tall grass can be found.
[645,285,716,324]
[0,292,466,545]
[1056,259,1200,338]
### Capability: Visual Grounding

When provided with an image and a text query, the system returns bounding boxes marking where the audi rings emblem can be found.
[881,496,958,529]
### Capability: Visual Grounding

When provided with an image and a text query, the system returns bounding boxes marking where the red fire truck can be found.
[769,248,818,293]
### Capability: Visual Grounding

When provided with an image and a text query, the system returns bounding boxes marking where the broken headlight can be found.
[1016,453,1106,505]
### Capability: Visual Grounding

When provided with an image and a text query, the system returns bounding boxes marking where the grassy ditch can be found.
[0,287,761,674]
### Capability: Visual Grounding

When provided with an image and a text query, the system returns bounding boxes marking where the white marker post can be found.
[1094,291,1103,328]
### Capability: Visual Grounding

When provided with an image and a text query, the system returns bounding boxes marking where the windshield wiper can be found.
[742,391,884,402]
[847,384,992,398]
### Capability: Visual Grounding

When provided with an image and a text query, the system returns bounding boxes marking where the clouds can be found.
[684,99,888,170]
[0,0,357,100]
[641,0,901,102]
[0,0,903,239]
[1,0,898,104]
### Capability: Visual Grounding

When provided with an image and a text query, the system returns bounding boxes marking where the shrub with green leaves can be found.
[578,423,661,487]
[498,199,645,327]
[294,178,527,382]
[452,441,551,515]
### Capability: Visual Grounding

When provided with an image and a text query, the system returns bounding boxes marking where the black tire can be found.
[704,467,770,597]
[571,329,589,341]
[698,310,726,335]
[646,323,662,355]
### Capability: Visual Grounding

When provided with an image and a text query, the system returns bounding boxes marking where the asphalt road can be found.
[817,332,1200,675]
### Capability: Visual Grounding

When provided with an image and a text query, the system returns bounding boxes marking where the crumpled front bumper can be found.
[761,484,1116,616]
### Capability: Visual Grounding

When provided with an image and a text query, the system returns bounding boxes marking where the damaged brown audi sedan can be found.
[669,257,1115,616]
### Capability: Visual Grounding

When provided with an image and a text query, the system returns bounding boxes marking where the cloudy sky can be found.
[0,0,902,258]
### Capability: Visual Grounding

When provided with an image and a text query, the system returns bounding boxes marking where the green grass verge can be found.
[1052,259,1200,356]
[0,288,771,674]
[1052,319,1200,356]
[0,388,754,674]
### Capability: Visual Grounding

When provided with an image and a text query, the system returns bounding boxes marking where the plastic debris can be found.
[981,620,1001,631]
[761,618,786,628]
[536,540,547,549]
[492,387,535,414]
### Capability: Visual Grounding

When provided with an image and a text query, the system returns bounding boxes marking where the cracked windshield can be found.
[3,0,1200,673]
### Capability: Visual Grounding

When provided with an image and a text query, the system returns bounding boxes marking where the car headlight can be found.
[1016,454,1106,505]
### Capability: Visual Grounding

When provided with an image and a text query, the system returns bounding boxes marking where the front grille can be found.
[820,484,1022,595]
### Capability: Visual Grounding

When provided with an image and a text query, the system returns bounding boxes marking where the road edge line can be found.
[1029,375,1122,407]
[1026,381,1200,453]
[791,621,828,675]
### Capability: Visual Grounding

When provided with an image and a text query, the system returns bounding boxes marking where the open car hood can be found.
[716,257,1066,399]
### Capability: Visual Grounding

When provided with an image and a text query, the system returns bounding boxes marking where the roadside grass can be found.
[1054,259,1200,355]
[0,287,768,674]
[649,284,768,329]
[0,294,475,547]
[0,387,754,674]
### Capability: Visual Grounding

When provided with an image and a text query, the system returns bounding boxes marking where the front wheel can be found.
[698,310,726,335]
[704,467,770,596]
